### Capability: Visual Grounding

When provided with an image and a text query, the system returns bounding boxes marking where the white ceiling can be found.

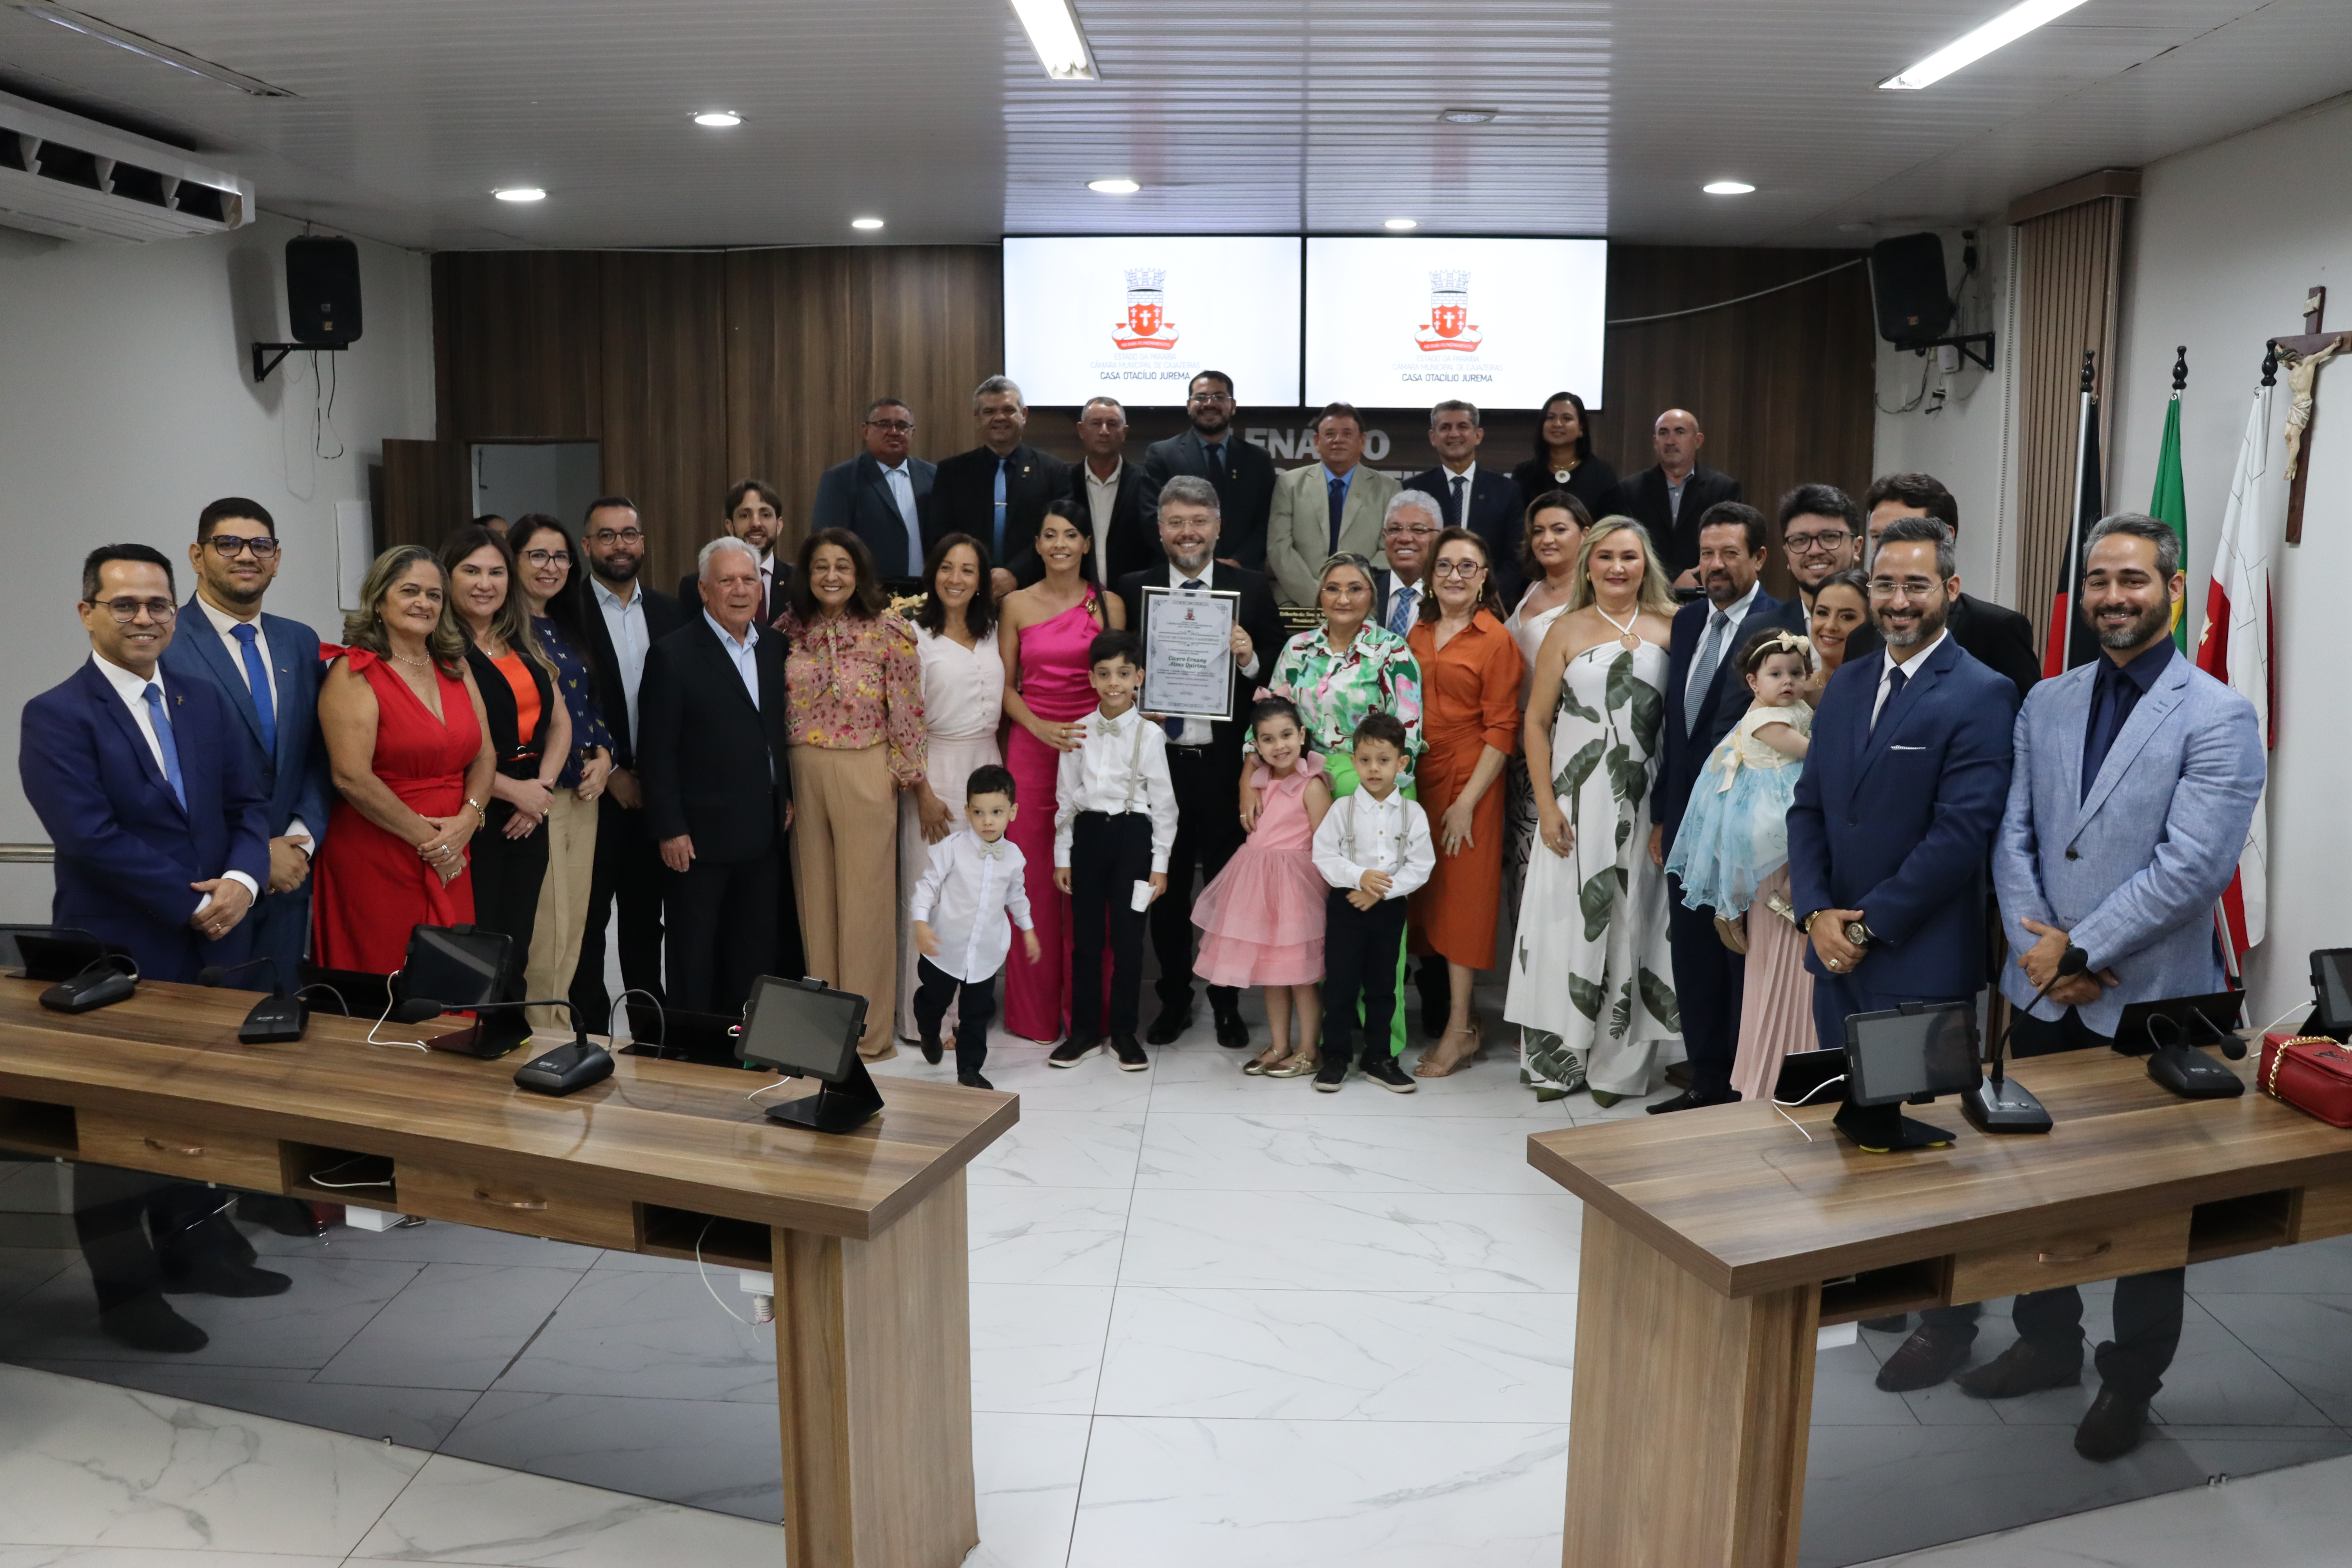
[0,0,2343,250]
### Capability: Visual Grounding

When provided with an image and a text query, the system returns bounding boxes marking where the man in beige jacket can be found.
[1267,402,1401,609]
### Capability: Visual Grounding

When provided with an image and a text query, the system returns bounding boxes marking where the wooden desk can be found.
[0,979,1017,1568]
[1528,1047,2352,1568]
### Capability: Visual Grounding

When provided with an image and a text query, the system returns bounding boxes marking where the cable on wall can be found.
[1604,256,1867,327]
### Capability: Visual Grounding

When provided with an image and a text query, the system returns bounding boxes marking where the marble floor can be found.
[8,997,2352,1566]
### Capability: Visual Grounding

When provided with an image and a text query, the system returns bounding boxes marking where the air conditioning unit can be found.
[0,87,252,242]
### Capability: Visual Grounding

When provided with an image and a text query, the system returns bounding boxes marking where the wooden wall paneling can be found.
[598,252,730,592]
[379,437,471,553]
[433,252,604,442]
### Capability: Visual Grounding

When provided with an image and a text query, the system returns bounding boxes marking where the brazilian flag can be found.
[2149,395,2189,649]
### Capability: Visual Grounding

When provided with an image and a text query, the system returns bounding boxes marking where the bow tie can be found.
[976,840,1005,860]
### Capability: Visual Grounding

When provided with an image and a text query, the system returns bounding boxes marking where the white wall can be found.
[0,212,434,919]
[2102,92,2352,1029]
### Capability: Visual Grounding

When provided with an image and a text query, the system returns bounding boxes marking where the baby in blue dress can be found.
[1666,629,1814,918]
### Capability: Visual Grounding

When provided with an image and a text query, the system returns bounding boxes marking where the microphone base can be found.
[512,1040,614,1096]
[2147,1044,2247,1100]
[1962,1075,2054,1134]
[238,994,309,1045]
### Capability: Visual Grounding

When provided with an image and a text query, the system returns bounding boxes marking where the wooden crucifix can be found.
[2270,284,2346,545]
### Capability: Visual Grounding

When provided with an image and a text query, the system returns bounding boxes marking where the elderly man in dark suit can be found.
[1646,502,1803,1111]
[1071,395,1162,586]
[638,537,795,1018]
[1140,370,1278,569]
[812,397,937,581]
[1611,407,1742,585]
[931,376,1071,597]
[1404,399,1526,603]
[1844,471,2040,701]
[1116,475,1287,1047]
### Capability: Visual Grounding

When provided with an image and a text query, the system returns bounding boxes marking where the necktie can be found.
[1450,473,1469,530]
[993,456,1011,563]
[1389,580,1417,635]
[1328,475,1347,553]
[1875,666,1909,735]
[1205,441,1225,477]
[2081,663,2124,799]
[142,682,187,810]
[1685,610,1730,733]
[231,622,276,761]
[1165,578,1205,739]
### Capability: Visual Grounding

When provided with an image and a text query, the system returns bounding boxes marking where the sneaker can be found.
[1111,1034,1149,1071]
[1048,1037,1099,1068]
[1314,1054,1349,1093]
[1361,1054,1419,1093]
[957,1072,995,1091]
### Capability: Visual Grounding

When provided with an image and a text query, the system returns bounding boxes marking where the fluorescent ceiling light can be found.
[1087,177,1139,194]
[494,187,546,203]
[1007,0,1097,81]
[1384,218,1418,230]
[692,110,741,127]
[18,3,295,96]
[851,216,885,230]
[1879,0,2092,91]
[1703,180,1756,195]
[1437,107,1498,125]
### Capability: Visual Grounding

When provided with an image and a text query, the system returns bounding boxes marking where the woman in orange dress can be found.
[1405,527,1524,1078]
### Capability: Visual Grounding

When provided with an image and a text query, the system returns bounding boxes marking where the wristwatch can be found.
[1845,919,1877,950]
[1798,910,1820,935]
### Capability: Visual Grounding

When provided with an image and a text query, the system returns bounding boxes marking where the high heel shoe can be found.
[1414,1019,1484,1078]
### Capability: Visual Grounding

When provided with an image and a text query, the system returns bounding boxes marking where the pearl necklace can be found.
[389,648,434,669]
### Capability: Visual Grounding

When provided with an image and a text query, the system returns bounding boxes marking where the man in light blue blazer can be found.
[159,498,328,991]
[1929,513,2260,1462]
[810,397,937,579]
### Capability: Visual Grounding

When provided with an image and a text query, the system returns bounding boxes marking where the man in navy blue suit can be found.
[811,397,937,580]
[1648,503,1804,1111]
[158,498,328,993]
[1404,399,1527,603]
[1787,515,2019,1051]
[21,544,285,1353]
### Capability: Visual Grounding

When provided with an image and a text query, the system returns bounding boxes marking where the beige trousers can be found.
[524,787,598,1032]
[790,743,899,1054]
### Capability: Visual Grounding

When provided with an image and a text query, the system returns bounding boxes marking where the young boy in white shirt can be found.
[1310,711,1434,1093]
[1050,630,1178,1071]
[909,764,1040,1090]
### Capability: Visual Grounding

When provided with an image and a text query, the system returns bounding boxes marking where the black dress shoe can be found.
[1214,1010,1250,1050]
[1665,1061,1696,1091]
[1953,1337,2083,1399]
[2073,1386,2152,1461]
[1145,1005,1192,1046]
[162,1260,293,1299]
[1647,1090,1700,1115]
[1874,1325,1974,1392]
[958,1071,994,1091]
[100,1296,209,1353]
[920,1035,944,1066]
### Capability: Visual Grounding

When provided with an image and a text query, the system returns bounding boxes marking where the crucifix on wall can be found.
[2271,285,2345,545]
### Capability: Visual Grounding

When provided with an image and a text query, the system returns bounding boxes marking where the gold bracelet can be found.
[466,797,485,828]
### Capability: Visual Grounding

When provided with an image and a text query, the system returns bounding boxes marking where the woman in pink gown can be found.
[998,503,1125,1042]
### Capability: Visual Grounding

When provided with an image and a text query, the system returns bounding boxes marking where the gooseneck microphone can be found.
[1962,945,2085,1134]
[394,996,613,1096]
[197,955,308,1044]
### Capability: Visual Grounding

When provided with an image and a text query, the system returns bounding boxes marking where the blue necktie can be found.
[232,622,276,761]
[1389,579,1417,635]
[1164,578,1205,739]
[2081,662,2126,799]
[1450,473,1469,530]
[993,456,1010,562]
[1874,666,1907,735]
[1205,441,1225,477]
[142,682,187,810]
[1685,610,1730,733]
[1327,475,1347,552]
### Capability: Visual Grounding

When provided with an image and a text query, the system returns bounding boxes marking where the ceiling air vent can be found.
[0,87,252,241]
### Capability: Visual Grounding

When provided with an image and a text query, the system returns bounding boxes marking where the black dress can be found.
[464,641,557,999]
[1510,455,1621,524]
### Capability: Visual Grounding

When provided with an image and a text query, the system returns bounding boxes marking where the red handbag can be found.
[2259,1034,2352,1127]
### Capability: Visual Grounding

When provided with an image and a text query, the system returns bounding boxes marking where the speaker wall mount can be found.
[1868,230,1995,373]
[254,234,363,382]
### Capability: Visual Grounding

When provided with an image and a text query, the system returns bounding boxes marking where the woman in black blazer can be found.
[1509,390,1619,522]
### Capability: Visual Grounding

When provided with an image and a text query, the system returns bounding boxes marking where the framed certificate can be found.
[1141,585,1239,722]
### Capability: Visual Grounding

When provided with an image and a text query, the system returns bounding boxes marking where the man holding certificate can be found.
[1117,475,1286,1049]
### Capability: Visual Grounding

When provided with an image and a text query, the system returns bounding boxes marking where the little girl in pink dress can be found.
[1192,697,1335,1076]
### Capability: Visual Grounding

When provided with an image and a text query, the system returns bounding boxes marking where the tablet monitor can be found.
[2112,990,2244,1056]
[736,975,868,1085]
[2312,950,2352,1037]
[392,925,510,1011]
[1844,1002,1980,1107]
[0,926,118,983]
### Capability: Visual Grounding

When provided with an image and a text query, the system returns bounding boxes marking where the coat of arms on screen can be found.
[1113,268,1181,350]
[1415,270,1482,352]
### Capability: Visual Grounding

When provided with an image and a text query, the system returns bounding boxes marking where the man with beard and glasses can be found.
[1140,370,1278,570]
[813,397,938,581]
[1776,483,1865,617]
[678,480,789,623]
[1860,513,2263,1462]
[572,496,689,1032]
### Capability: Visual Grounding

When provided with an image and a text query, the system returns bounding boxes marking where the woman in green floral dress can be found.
[1503,519,1683,1105]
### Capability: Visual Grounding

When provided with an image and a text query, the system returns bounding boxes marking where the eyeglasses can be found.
[587,528,644,546]
[1429,559,1486,579]
[1784,530,1851,553]
[205,535,280,559]
[866,418,915,433]
[1868,576,1943,600]
[1383,524,1437,539]
[1188,390,1234,404]
[95,597,177,623]
[522,549,573,568]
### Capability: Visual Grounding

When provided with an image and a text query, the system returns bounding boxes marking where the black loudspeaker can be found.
[1869,232,1952,348]
[287,236,363,348]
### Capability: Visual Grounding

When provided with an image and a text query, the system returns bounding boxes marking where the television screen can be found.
[1303,236,1607,411]
[1003,236,1303,408]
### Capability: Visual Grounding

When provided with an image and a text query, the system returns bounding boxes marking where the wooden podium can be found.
[1529,1045,2352,1568]
[0,979,1016,1568]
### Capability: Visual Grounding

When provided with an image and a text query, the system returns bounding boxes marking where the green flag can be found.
[2151,395,2189,649]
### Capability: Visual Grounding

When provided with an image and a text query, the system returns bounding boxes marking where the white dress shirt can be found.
[1085,459,1124,581]
[705,610,761,706]
[1684,579,1760,716]
[1872,628,1947,729]
[908,827,1036,984]
[1312,788,1434,900]
[1052,704,1179,871]
[194,595,309,848]
[592,574,650,749]
[1385,572,1424,637]
[879,459,922,570]
[1438,461,1479,531]
[88,654,259,913]
[1160,562,1261,746]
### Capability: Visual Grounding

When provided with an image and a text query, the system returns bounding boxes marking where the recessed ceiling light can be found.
[1384,218,1418,230]
[1087,177,1140,195]
[494,187,546,203]
[21,3,295,96]
[1703,180,1756,196]
[1007,0,1097,81]
[1879,0,2092,91]
[693,110,742,128]
[1437,107,1499,125]
[851,216,885,230]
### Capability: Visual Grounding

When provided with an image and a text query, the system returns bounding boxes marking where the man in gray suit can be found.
[1267,403,1400,610]
[811,397,936,579]
[1877,512,2263,1462]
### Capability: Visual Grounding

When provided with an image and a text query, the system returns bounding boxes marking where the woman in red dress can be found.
[313,546,496,973]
